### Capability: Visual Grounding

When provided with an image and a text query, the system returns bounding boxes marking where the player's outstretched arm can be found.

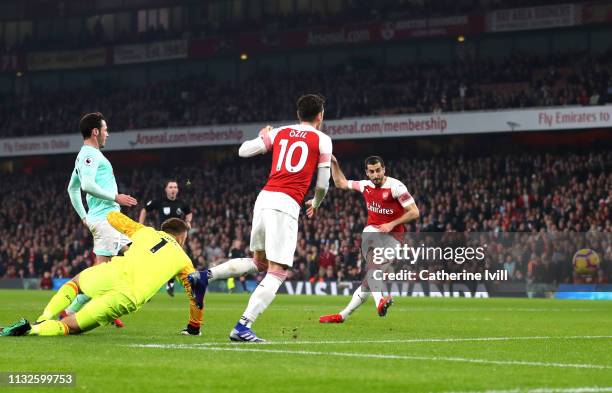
[138,208,147,224]
[177,265,203,335]
[67,170,88,223]
[330,155,350,190]
[107,211,145,237]
[306,166,331,218]
[238,126,274,157]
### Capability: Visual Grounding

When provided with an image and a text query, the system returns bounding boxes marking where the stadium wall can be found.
[0,105,610,157]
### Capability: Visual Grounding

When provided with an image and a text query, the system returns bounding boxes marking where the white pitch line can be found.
[390,308,598,313]
[130,344,611,369]
[439,387,612,393]
[140,306,598,313]
[132,335,612,347]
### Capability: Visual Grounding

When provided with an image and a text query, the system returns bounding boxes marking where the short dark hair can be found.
[165,179,178,188]
[365,156,385,168]
[161,218,190,238]
[79,112,105,139]
[297,94,325,122]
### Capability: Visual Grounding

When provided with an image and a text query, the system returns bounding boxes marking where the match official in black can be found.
[139,179,193,296]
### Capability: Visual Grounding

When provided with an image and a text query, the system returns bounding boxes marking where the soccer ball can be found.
[572,248,600,275]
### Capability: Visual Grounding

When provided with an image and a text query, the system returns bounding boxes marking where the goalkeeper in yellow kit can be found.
[0,212,204,337]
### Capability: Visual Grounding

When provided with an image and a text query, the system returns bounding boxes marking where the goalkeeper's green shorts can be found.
[76,263,138,329]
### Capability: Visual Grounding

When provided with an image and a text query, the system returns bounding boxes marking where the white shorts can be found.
[362,225,402,265]
[250,207,298,267]
[88,219,132,257]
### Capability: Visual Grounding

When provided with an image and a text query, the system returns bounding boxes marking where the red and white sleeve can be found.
[392,182,415,207]
[260,128,281,152]
[346,180,366,193]
[318,134,332,168]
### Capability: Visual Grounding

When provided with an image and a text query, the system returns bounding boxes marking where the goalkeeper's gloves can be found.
[180,323,201,336]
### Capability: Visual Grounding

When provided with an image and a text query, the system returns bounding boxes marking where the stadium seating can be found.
[0,50,610,138]
[0,150,609,283]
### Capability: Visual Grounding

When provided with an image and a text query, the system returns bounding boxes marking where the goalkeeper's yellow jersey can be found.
[106,211,202,327]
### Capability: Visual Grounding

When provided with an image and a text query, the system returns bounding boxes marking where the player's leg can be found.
[63,221,109,317]
[28,293,124,336]
[320,250,379,323]
[320,228,394,323]
[321,228,375,323]
[190,253,268,309]
[207,257,265,280]
[73,294,130,333]
[237,258,288,327]
[69,261,123,326]
[362,227,395,316]
[229,252,287,342]
[27,312,92,336]
[0,268,128,337]
[108,235,132,327]
[365,248,387,314]
[65,220,128,327]
[230,210,295,342]
[37,277,81,322]
[4,303,103,337]
[207,207,268,281]
[320,284,371,323]
[0,277,84,336]
[187,208,268,304]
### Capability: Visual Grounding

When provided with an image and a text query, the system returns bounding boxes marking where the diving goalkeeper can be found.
[0,212,203,337]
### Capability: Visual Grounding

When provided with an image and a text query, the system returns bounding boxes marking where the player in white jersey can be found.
[188,94,332,342]
[320,155,419,323]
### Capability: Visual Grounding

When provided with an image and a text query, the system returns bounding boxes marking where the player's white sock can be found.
[371,291,384,308]
[65,294,91,315]
[208,258,258,281]
[339,285,370,320]
[240,271,286,325]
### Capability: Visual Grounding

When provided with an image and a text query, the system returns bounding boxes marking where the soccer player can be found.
[64,113,138,327]
[139,179,193,297]
[319,155,419,323]
[0,212,203,337]
[188,94,332,342]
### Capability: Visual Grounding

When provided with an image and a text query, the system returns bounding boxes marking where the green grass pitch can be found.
[0,289,611,393]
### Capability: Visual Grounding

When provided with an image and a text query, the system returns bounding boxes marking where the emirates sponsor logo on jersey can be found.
[367,201,395,215]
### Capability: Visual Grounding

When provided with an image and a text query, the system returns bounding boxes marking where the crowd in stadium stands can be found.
[1,50,610,137]
[0,0,567,54]
[0,150,610,287]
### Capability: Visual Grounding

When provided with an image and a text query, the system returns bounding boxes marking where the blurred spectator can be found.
[40,271,53,290]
